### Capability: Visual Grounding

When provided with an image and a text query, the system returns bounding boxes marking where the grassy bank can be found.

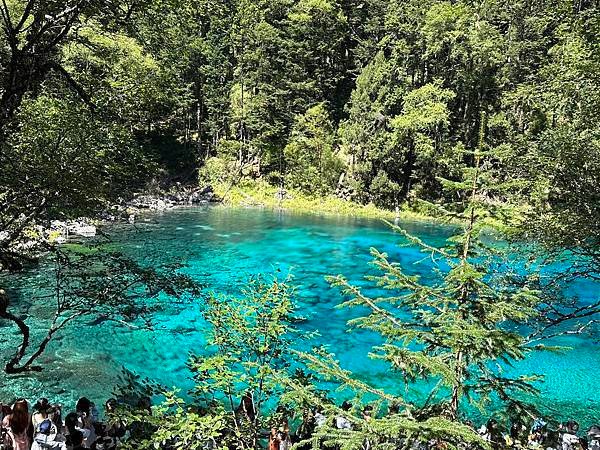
[213,180,440,222]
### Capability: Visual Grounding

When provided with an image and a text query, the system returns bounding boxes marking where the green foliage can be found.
[279,118,549,449]
[198,156,241,187]
[391,82,455,201]
[116,391,228,450]
[511,11,600,278]
[63,23,187,130]
[115,274,308,449]
[283,349,488,450]
[0,93,153,271]
[3,94,148,213]
[1,0,599,444]
[190,275,300,405]
[214,179,446,222]
[284,103,344,195]
[338,50,405,207]
[3,0,598,232]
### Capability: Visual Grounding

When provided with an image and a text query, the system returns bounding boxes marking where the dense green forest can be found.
[1,1,599,449]
[1,0,599,211]
[1,0,598,273]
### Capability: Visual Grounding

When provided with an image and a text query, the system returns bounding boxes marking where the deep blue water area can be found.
[1,206,598,425]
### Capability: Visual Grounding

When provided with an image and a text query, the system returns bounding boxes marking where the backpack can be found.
[34,420,59,449]
[37,419,53,435]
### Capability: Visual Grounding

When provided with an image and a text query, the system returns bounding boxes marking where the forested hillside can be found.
[1,0,598,287]
[1,0,598,208]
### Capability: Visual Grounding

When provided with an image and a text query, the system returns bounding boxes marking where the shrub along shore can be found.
[214,180,441,223]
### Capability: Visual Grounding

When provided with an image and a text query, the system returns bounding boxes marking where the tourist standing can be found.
[561,421,581,450]
[588,425,600,450]
[1,399,31,450]
[31,410,68,450]
[335,401,353,430]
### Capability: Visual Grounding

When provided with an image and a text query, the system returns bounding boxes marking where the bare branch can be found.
[13,0,35,34]
[48,62,96,111]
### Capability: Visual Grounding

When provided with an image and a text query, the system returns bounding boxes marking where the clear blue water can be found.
[1,206,599,426]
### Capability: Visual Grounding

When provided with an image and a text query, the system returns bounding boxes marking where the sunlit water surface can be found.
[1,207,598,426]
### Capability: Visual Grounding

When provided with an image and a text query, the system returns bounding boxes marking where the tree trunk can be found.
[0,289,50,373]
[401,142,415,200]
[449,350,464,419]
[0,304,39,373]
[0,54,50,137]
[195,80,204,163]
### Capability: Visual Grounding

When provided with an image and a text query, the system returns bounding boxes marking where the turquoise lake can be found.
[1,206,599,425]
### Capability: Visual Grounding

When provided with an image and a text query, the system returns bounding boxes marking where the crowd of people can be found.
[473,418,600,450]
[0,397,125,450]
[1,395,599,450]
[284,400,600,450]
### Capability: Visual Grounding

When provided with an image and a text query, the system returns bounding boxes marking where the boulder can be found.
[187,185,219,204]
[127,184,220,210]
[128,195,170,210]
[68,222,97,237]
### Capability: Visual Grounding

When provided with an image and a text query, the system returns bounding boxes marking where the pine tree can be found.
[288,113,545,449]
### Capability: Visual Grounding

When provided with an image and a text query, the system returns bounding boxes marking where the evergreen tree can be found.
[338,51,405,206]
[114,275,308,450]
[288,114,546,449]
[284,103,344,195]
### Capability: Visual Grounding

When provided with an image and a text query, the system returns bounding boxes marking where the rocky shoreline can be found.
[123,184,220,212]
[49,184,220,241]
